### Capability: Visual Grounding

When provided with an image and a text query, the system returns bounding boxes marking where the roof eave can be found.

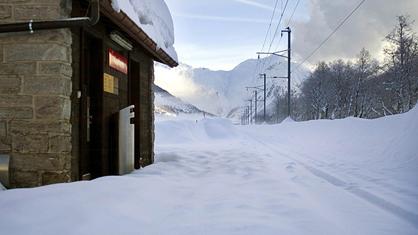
[100,0,178,68]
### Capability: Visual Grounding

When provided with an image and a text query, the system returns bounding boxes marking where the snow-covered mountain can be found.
[155,56,309,119]
[153,84,211,118]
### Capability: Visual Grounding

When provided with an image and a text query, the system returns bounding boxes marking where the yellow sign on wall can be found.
[103,73,119,95]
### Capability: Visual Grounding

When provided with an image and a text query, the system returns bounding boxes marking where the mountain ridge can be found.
[155,55,309,120]
[153,84,213,117]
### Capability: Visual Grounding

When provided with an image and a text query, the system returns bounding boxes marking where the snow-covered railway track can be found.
[274,147,418,200]
[247,135,418,229]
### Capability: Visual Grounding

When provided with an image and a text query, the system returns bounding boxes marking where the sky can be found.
[165,0,418,71]
[165,0,309,70]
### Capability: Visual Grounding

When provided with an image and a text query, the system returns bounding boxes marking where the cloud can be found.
[154,63,200,97]
[154,63,227,115]
[292,0,418,66]
[231,0,275,11]
[173,43,258,70]
[173,13,274,24]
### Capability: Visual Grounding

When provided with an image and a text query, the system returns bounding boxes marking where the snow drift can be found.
[156,118,238,145]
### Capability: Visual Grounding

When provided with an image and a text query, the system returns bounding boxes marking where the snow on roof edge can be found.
[111,0,178,63]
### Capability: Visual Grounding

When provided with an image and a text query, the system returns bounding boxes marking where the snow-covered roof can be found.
[111,0,178,64]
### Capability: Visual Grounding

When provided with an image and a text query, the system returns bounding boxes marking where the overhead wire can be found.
[250,0,298,117]
[250,0,367,120]
[266,0,290,53]
[252,0,280,85]
[248,0,281,114]
[286,0,301,27]
[260,0,280,54]
[268,0,301,72]
[292,0,367,72]
[258,0,290,77]
[272,0,300,53]
[255,0,291,114]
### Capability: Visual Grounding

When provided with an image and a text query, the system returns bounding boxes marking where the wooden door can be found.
[80,33,103,180]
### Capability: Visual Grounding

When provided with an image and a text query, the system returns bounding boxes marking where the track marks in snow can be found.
[247,135,418,229]
[156,147,270,180]
[285,162,297,172]
[284,149,418,200]
[301,160,418,229]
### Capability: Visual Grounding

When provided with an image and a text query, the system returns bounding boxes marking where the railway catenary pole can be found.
[247,106,250,125]
[248,99,253,124]
[246,86,263,124]
[256,27,292,118]
[262,73,267,122]
[281,27,291,117]
[258,73,267,122]
[254,90,258,124]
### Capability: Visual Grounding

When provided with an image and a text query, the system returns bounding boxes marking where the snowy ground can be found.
[0,107,417,234]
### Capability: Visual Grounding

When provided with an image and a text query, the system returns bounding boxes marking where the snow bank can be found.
[268,105,418,170]
[111,0,178,62]
[281,116,295,123]
[0,182,5,191]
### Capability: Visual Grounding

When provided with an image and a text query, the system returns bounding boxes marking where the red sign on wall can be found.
[109,49,128,74]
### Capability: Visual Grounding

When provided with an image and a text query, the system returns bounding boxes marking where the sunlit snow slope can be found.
[154,84,212,119]
[155,56,308,118]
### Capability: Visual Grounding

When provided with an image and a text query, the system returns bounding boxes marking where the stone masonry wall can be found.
[138,57,154,167]
[149,61,155,165]
[0,0,73,187]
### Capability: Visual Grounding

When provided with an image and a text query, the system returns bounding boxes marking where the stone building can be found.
[0,0,178,188]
